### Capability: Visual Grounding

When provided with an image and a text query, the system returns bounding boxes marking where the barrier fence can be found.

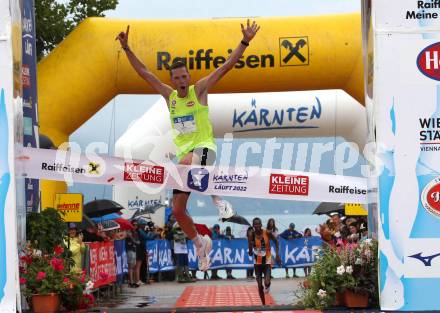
[83,237,321,286]
[148,237,322,273]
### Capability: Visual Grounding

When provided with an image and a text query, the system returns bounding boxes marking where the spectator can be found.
[133,219,149,285]
[266,218,278,237]
[329,213,348,245]
[224,226,236,279]
[280,223,302,278]
[359,222,369,242]
[303,228,312,277]
[173,222,194,283]
[125,229,141,288]
[347,222,359,243]
[65,223,85,272]
[210,224,226,280]
[81,225,104,242]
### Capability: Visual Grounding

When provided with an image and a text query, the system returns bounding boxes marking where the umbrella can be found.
[313,202,344,216]
[115,218,134,230]
[132,204,166,216]
[100,220,120,231]
[195,223,212,238]
[80,214,96,229]
[221,214,251,226]
[84,199,124,218]
[91,213,120,223]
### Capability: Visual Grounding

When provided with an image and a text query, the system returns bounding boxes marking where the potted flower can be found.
[19,245,67,313]
[301,239,379,310]
[20,208,95,311]
[301,245,343,309]
[61,270,95,311]
[338,239,379,308]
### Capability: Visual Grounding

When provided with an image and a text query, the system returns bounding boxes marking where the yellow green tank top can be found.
[168,85,216,161]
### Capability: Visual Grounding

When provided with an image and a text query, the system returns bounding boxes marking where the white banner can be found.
[373,0,440,310]
[18,147,369,204]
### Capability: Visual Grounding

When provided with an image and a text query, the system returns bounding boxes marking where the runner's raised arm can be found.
[195,19,260,98]
[116,25,173,100]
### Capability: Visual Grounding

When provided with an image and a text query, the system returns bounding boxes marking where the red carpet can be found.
[175,285,276,307]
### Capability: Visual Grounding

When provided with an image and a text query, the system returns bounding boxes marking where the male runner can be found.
[116,20,260,271]
[247,217,281,305]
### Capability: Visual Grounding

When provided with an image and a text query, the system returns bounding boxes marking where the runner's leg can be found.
[254,264,265,305]
[264,264,271,293]
[173,152,211,271]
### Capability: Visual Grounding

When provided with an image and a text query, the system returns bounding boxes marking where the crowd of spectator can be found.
[316,212,369,247]
[67,211,369,286]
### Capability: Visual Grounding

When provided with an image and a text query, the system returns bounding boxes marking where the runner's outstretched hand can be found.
[241,19,260,43]
[116,25,130,48]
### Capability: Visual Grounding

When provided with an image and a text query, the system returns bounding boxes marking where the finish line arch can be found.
[37,14,364,208]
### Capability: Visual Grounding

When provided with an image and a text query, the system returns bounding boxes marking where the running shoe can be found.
[215,199,235,221]
[197,235,212,272]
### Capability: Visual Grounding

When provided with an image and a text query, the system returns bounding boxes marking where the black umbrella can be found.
[84,199,124,218]
[313,202,344,216]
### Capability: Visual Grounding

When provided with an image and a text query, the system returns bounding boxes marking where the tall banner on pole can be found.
[0,0,22,311]
[371,0,440,310]
[21,0,39,213]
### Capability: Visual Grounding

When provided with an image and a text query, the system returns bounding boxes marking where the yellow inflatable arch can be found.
[38,13,363,208]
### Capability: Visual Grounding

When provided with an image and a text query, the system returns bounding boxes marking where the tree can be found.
[35,0,118,60]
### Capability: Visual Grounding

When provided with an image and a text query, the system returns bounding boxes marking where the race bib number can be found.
[173,115,197,134]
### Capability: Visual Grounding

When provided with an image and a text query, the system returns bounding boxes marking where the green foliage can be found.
[26,208,67,254]
[302,245,341,309]
[35,0,118,60]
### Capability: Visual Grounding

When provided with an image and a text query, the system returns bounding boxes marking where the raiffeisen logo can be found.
[232,97,322,133]
[417,42,440,80]
[157,48,275,70]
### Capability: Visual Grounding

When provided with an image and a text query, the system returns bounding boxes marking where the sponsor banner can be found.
[374,2,440,309]
[54,193,83,222]
[147,241,159,273]
[113,240,128,284]
[147,237,321,272]
[18,147,369,204]
[22,0,39,213]
[374,0,440,30]
[87,241,117,288]
[344,203,368,216]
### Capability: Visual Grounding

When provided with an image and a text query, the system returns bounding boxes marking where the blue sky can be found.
[69,0,362,214]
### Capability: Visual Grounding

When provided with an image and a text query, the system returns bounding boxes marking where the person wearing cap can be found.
[279,223,302,278]
[359,223,369,242]
[65,223,85,272]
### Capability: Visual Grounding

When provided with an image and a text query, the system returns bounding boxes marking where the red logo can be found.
[269,174,309,196]
[22,64,30,88]
[186,101,195,107]
[417,42,440,81]
[422,177,440,218]
[123,163,164,184]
